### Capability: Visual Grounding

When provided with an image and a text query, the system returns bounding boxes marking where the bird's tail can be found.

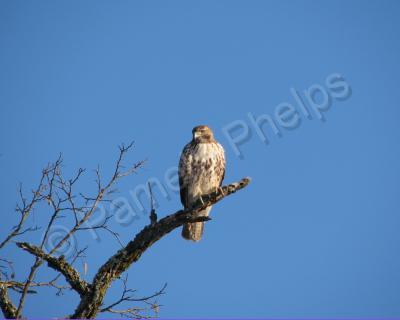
[181,207,211,242]
[182,221,205,242]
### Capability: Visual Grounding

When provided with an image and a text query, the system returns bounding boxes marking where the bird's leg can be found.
[218,186,225,196]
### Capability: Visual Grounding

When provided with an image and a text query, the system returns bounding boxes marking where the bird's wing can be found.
[178,143,191,209]
[217,142,226,186]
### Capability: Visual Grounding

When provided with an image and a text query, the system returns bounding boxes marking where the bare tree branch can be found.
[0,291,17,318]
[15,242,90,297]
[15,155,64,317]
[0,258,15,280]
[71,177,251,318]
[2,279,71,295]
[0,277,17,319]
[10,144,144,318]
[0,171,47,250]
[100,275,166,317]
[46,145,144,258]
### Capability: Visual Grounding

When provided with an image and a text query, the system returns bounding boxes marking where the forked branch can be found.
[15,242,90,297]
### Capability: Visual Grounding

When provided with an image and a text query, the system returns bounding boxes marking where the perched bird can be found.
[179,125,226,241]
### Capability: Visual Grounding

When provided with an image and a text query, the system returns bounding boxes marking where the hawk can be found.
[179,125,226,241]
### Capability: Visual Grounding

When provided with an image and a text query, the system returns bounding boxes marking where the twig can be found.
[148,183,157,225]
[100,275,166,316]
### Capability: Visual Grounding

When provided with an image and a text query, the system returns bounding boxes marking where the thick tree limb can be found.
[71,177,251,318]
[15,243,90,297]
[0,281,17,319]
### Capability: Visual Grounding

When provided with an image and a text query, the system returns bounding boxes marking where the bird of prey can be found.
[178,125,225,241]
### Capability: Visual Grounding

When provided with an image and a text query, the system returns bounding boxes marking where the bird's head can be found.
[192,125,215,143]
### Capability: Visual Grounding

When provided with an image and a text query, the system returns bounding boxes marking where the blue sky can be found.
[1,0,400,318]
